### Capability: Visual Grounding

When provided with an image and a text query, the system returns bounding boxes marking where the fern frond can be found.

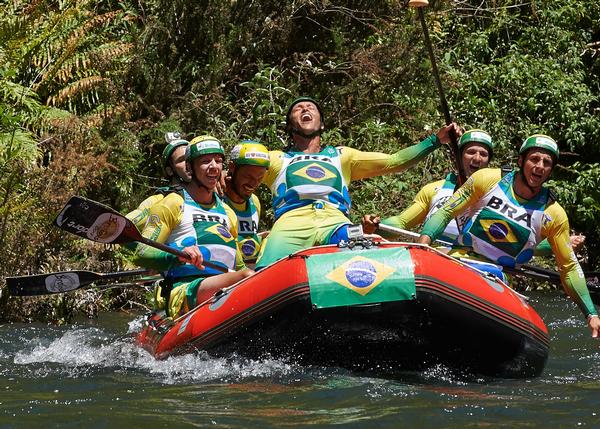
[0,130,40,167]
[0,78,42,116]
[90,42,134,65]
[33,10,123,91]
[48,76,107,106]
[53,42,133,84]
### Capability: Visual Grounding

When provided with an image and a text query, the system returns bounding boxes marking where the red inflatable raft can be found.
[137,242,549,378]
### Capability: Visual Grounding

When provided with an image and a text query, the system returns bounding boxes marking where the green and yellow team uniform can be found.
[421,167,597,318]
[126,194,165,230]
[381,172,554,254]
[256,135,443,268]
[130,189,245,317]
[126,185,185,230]
[382,172,465,244]
[223,194,263,262]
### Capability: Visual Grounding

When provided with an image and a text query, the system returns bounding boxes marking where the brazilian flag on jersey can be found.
[466,207,531,257]
[286,161,343,190]
[307,247,416,309]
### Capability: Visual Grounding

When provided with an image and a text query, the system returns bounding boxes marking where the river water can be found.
[1,290,599,428]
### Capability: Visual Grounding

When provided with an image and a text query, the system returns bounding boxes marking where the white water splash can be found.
[12,326,298,384]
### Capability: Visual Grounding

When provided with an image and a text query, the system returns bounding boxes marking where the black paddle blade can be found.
[7,271,99,296]
[7,268,155,296]
[54,196,142,244]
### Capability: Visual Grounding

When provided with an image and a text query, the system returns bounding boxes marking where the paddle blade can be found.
[54,196,142,244]
[7,270,100,296]
[7,268,155,296]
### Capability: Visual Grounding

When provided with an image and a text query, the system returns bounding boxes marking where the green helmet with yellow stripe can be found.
[187,135,225,161]
[458,129,493,153]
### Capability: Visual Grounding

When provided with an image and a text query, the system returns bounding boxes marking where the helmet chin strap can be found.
[189,164,218,193]
[517,153,552,195]
[290,127,323,139]
[226,169,246,203]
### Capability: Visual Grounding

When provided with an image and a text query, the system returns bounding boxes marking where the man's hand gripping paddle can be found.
[53,196,232,273]
[409,0,467,185]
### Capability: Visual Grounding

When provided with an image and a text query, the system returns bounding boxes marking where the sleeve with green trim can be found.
[533,238,552,257]
[129,193,184,271]
[380,181,437,239]
[342,134,441,182]
[125,194,165,231]
[420,168,499,242]
[545,203,597,318]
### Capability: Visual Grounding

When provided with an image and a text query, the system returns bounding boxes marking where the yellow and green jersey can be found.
[129,189,245,279]
[381,172,465,243]
[255,135,442,268]
[223,194,262,262]
[421,167,597,318]
[382,171,555,252]
[262,135,441,220]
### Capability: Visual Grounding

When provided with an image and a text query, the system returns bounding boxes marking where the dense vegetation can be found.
[1,0,599,322]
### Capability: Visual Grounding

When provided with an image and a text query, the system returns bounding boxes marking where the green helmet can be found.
[519,134,559,163]
[187,135,225,161]
[458,129,494,154]
[230,140,270,168]
[285,96,324,133]
[162,139,189,170]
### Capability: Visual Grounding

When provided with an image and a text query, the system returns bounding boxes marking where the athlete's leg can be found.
[255,209,316,269]
[194,269,254,304]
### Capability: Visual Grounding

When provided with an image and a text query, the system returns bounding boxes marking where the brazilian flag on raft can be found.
[307,247,416,309]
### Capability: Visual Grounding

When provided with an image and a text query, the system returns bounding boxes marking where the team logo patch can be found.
[325,256,396,296]
[205,224,234,242]
[480,219,518,243]
[241,239,257,257]
[293,163,337,183]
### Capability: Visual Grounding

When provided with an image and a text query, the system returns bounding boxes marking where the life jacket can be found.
[423,172,466,243]
[271,146,350,220]
[223,195,261,262]
[165,189,237,278]
[458,171,551,268]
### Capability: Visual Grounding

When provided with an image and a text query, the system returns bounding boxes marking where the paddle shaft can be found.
[377,223,451,246]
[54,196,232,274]
[92,268,152,281]
[136,235,232,273]
[413,6,466,184]
[376,223,600,303]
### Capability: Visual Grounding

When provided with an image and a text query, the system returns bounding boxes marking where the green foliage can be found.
[2,0,600,321]
[442,0,600,163]
[549,162,600,267]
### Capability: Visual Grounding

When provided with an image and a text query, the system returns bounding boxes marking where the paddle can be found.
[53,196,232,273]
[408,0,466,185]
[376,223,600,305]
[6,268,156,296]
